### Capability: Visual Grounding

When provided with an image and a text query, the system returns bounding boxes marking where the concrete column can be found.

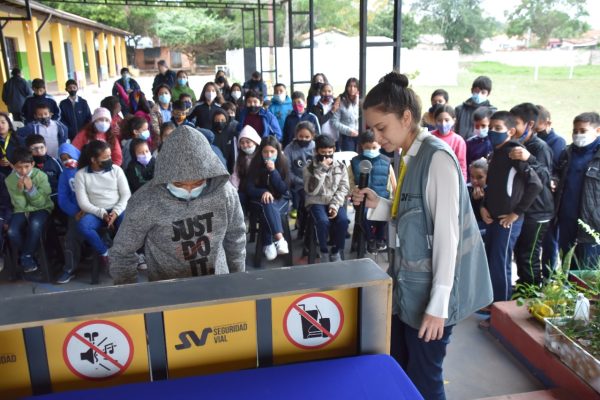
[121,37,128,69]
[84,30,98,86]
[50,22,68,90]
[106,33,116,77]
[0,56,8,112]
[97,31,108,81]
[22,17,43,79]
[115,36,123,72]
[70,26,86,88]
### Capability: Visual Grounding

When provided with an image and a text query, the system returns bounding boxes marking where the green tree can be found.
[506,0,589,47]
[414,0,495,54]
[154,9,234,72]
[368,3,421,49]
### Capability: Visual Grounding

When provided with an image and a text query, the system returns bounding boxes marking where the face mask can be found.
[213,121,227,132]
[518,125,530,143]
[62,159,78,169]
[178,78,187,86]
[474,127,489,138]
[122,74,130,81]
[94,121,111,133]
[247,105,260,114]
[167,182,206,200]
[205,92,217,103]
[436,122,453,136]
[33,155,45,164]
[488,130,509,147]
[231,91,242,100]
[363,149,380,159]
[321,95,332,103]
[175,114,186,124]
[296,139,311,148]
[241,145,256,155]
[274,94,286,103]
[68,90,77,97]
[183,101,192,110]
[472,92,487,104]
[572,132,596,148]
[293,103,305,114]
[37,117,51,127]
[139,130,150,140]
[263,155,277,163]
[137,153,152,166]
[316,154,334,162]
[99,159,113,171]
[158,94,171,104]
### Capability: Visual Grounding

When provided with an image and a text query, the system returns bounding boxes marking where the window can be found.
[4,37,18,70]
[170,51,182,68]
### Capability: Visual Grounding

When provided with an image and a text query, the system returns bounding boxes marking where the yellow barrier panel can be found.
[0,329,32,398]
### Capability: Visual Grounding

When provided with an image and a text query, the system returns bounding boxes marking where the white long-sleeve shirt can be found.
[368,130,460,319]
[74,166,131,219]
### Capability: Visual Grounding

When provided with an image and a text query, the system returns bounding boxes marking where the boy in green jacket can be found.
[6,147,53,273]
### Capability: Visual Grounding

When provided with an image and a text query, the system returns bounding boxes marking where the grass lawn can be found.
[412,62,600,139]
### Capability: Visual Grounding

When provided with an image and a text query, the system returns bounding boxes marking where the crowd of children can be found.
[0,69,598,309]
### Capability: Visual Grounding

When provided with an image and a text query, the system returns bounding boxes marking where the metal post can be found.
[359,0,367,129]
[0,23,11,83]
[272,0,278,84]
[258,0,263,73]
[308,0,314,79]
[288,0,294,92]
[241,9,246,49]
[36,14,52,81]
[392,0,402,70]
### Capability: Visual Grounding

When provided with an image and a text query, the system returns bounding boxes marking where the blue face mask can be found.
[518,125,530,143]
[158,93,171,104]
[436,122,453,136]
[167,182,206,201]
[139,130,150,141]
[263,155,277,163]
[178,78,187,86]
[362,149,380,159]
[488,130,509,147]
[474,127,489,138]
[471,92,487,104]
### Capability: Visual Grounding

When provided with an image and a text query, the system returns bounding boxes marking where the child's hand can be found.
[265,160,275,171]
[550,179,557,192]
[23,176,33,191]
[0,158,10,167]
[321,157,333,167]
[332,97,341,112]
[509,147,530,161]
[349,129,359,137]
[75,210,85,221]
[261,191,274,204]
[472,186,485,200]
[17,177,24,191]
[498,212,519,228]
[480,207,493,225]
[328,207,338,219]
[107,211,118,228]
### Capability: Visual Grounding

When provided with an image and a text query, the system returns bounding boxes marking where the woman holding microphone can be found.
[352,72,493,400]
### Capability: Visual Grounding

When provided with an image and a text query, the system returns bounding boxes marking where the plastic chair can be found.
[253,210,293,268]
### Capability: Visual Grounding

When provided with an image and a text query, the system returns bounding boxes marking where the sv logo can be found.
[174,328,213,350]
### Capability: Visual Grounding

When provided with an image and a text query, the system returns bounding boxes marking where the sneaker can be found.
[136,253,148,270]
[376,240,388,252]
[20,255,38,273]
[263,244,277,261]
[329,251,342,262]
[367,239,377,254]
[275,238,289,255]
[56,270,75,284]
[290,209,298,219]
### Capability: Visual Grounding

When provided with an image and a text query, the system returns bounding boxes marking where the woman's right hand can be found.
[261,191,274,204]
[351,187,379,209]
[349,129,359,137]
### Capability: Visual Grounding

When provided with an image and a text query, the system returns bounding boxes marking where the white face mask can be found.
[206,92,217,103]
[573,132,596,148]
[274,94,286,103]
[241,145,256,155]
[231,91,242,100]
[94,121,111,133]
[167,182,206,200]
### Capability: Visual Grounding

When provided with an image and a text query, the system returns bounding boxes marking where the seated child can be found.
[6,147,53,273]
[126,138,155,193]
[283,121,316,219]
[246,136,290,261]
[121,116,150,170]
[74,140,131,267]
[431,105,467,180]
[155,121,176,155]
[25,134,62,205]
[466,106,494,174]
[350,131,395,253]
[304,135,350,262]
[282,91,321,147]
[231,125,262,212]
[18,103,69,159]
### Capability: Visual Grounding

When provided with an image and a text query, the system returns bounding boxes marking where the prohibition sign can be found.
[62,320,134,381]
[283,292,344,350]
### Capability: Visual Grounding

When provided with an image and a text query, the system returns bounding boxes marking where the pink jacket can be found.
[432,130,467,181]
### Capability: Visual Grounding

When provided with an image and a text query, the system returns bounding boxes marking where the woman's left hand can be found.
[418,313,445,342]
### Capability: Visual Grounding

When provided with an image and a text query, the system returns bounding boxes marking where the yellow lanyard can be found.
[391,155,407,219]
[0,133,10,157]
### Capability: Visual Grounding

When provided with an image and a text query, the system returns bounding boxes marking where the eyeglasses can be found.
[29,145,45,151]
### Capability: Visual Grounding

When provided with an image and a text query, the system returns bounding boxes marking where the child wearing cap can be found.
[72,107,123,166]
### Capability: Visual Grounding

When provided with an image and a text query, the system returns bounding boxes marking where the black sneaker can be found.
[376,240,388,252]
[367,240,377,254]
[20,255,38,273]
[56,270,75,284]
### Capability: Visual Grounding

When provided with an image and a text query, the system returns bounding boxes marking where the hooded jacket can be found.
[454,98,497,139]
[231,125,261,189]
[237,108,282,141]
[21,94,61,124]
[109,125,246,284]
[2,75,32,114]
[284,139,315,191]
[211,108,238,173]
[6,168,54,214]
[57,143,81,217]
[269,95,293,131]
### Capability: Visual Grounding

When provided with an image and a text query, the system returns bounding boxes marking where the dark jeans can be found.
[390,315,454,400]
[252,198,288,245]
[310,204,349,254]
[7,210,49,256]
[485,216,524,302]
[77,212,124,255]
[63,216,85,273]
[340,135,359,152]
[514,218,550,286]
[541,220,559,279]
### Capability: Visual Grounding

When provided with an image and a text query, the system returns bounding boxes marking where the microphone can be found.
[356,159,373,220]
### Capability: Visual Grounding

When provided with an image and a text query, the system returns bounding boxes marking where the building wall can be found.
[134,47,193,72]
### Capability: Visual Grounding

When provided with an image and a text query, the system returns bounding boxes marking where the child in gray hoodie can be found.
[109,125,246,284]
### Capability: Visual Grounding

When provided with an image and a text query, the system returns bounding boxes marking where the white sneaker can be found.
[275,238,289,255]
[136,253,148,270]
[263,244,277,261]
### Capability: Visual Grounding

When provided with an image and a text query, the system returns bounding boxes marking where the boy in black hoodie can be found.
[26,134,63,205]
[481,111,542,302]
[211,108,238,173]
[455,76,497,139]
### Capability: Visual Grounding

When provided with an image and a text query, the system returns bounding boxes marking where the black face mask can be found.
[37,117,51,127]
[33,155,45,164]
[247,106,260,114]
[100,159,113,171]
[215,76,225,84]
[68,90,78,97]
[316,154,333,162]
[297,139,312,148]
[213,121,227,132]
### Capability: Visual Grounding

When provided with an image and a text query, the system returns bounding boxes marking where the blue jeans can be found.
[310,205,349,254]
[77,212,124,255]
[485,217,524,302]
[390,315,454,400]
[252,198,288,245]
[340,135,358,152]
[541,221,559,278]
[8,211,49,256]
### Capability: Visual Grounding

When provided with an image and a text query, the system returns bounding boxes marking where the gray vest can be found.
[392,135,493,329]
